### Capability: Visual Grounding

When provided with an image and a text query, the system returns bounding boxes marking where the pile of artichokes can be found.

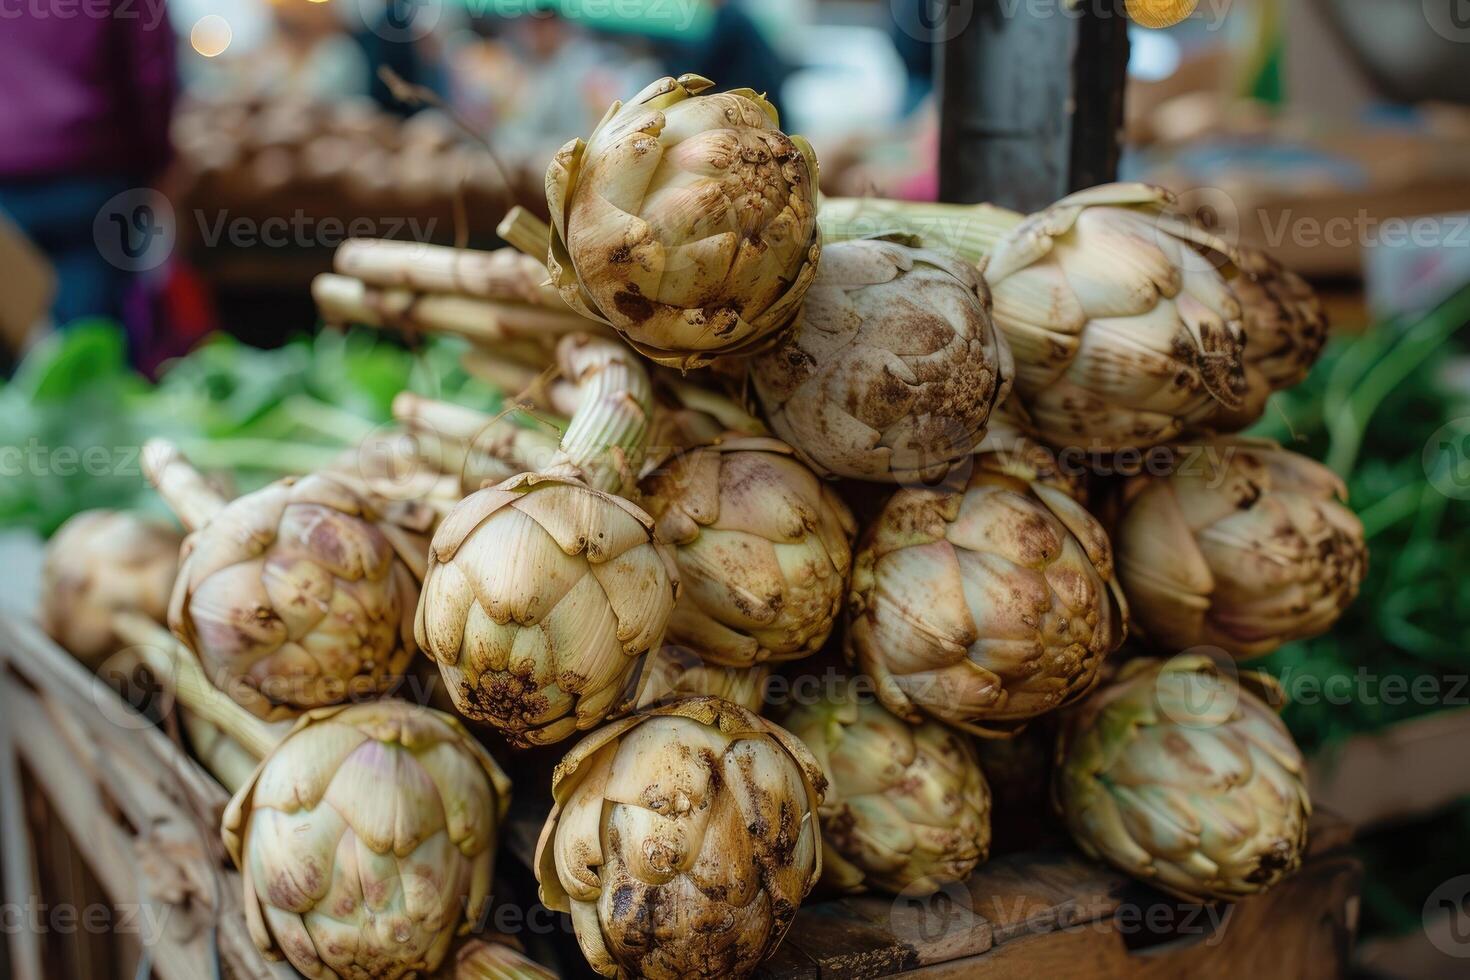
[36,73,1370,980]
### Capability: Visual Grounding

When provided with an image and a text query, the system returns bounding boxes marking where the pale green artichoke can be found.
[1054,655,1310,901]
[639,437,854,666]
[751,238,1013,484]
[535,697,825,979]
[848,451,1126,736]
[782,678,991,894]
[223,699,512,979]
[40,509,181,665]
[1111,437,1366,659]
[546,74,821,368]
[415,472,679,746]
[1208,245,1328,432]
[982,183,1247,451]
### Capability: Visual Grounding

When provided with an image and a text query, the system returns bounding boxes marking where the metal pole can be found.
[937,2,1130,210]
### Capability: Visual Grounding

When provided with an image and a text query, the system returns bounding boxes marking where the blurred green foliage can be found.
[0,322,499,536]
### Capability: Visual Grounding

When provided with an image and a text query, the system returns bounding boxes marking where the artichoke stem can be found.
[818,197,1025,265]
[142,439,228,532]
[335,238,557,303]
[461,348,580,418]
[496,206,553,261]
[312,273,598,346]
[111,612,280,760]
[553,334,653,496]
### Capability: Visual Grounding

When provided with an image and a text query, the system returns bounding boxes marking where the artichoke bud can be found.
[153,450,430,721]
[639,437,855,667]
[546,75,822,369]
[982,182,1248,452]
[535,697,826,980]
[223,699,512,979]
[1209,245,1328,432]
[781,678,992,895]
[752,238,1014,484]
[416,472,679,747]
[40,509,181,665]
[848,460,1127,736]
[1110,436,1367,659]
[1054,654,1311,901]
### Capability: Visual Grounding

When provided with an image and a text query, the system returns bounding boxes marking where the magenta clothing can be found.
[0,1,177,179]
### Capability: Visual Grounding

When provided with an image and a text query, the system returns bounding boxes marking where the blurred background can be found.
[1,1,1469,976]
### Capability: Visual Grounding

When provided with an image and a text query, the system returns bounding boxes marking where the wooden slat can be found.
[0,681,43,980]
[1308,707,1470,829]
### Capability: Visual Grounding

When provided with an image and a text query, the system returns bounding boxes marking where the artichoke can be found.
[1208,245,1328,432]
[224,700,513,979]
[112,613,512,980]
[535,697,826,980]
[1054,655,1310,901]
[848,442,1127,736]
[751,238,1013,484]
[145,442,433,720]
[639,437,855,666]
[983,183,1249,451]
[416,472,679,746]
[782,678,991,894]
[1110,437,1367,659]
[546,74,821,368]
[40,509,181,665]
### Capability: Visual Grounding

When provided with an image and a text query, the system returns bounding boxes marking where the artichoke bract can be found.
[225,700,511,980]
[848,437,1126,736]
[639,437,855,667]
[450,940,556,979]
[1111,437,1367,660]
[546,74,821,368]
[751,238,1013,484]
[1054,655,1310,901]
[1208,246,1328,432]
[782,678,991,895]
[535,697,825,980]
[40,509,181,665]
[637,643,772,713]
[145,442,432,720]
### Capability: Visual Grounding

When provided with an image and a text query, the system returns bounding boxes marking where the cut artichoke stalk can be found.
[111,613,512,980]
[1109,436,1367,660]
[822,184,1262,453]
[848,418,1128,737]
[636,642,772,713]
[414,334,680,747]
[750,237,1014,485]
[143,440,436,720]
[1054,654,1311,902]
[544,74,823,369]
[448,939,556,980]
[640,437,856,667]
[781,677,992,895]
[40,509,181,667]
[535,696,826,980]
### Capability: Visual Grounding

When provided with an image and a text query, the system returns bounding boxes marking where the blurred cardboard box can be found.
[0,210,55,353]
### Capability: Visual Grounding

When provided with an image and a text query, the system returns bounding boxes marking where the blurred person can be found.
[0,0,177,329]
[262,0,371,100]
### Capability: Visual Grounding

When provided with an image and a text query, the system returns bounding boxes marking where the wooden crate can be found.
[0,609,1361,979]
